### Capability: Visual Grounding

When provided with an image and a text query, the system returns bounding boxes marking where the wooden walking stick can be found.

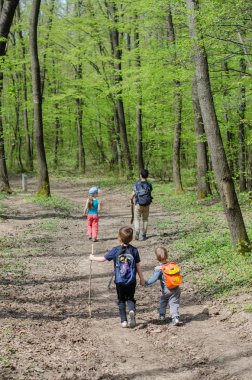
[130,201,134,224]
[88,244,94,318]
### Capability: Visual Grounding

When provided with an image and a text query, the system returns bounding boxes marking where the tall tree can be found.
[167,7,183,194]
[192,77,211,199]
[74,1,85,172]
[29,0,50,196]
[17,4,33,171]
[0,0,19,192]
[107,1,133,174]
[134,15,144,173]
[238,57,247,192]
[186,0,250,247]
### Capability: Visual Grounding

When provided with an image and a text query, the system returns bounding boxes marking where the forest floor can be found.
[1,177,252,380]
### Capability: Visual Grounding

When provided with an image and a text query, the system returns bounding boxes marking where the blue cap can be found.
[89,186,99,196]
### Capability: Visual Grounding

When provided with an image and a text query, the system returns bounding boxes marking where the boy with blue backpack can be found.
[89,226,145,328]
[130,169,153,241]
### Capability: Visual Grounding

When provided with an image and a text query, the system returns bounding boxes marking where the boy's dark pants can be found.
[116,282,136,322]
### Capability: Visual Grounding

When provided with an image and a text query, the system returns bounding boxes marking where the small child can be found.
[83,187,101,242]
[145,246,182,326]
[89,226,145,328]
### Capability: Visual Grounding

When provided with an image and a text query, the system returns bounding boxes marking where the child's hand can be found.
[89,254,95,261]
[155,265,162,271]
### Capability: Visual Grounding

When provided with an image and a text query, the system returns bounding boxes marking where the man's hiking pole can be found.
[130,201,134,224]
[88,244,94,318]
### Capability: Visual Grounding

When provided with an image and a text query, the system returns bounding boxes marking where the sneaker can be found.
[128,310,136,328]
[88,236,92,240]
[135,233,139,241]
[121,321,128,328]
[160,315,165,321]
[172,316,182,326]
[92,238,98,242]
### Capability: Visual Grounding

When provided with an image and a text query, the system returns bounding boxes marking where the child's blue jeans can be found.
[116,282,136,322]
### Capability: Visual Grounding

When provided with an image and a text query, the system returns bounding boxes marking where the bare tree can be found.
[29,0,50,196]
[186,0,249,247]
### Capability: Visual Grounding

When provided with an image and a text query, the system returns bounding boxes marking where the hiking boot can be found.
[121,321,128,328]
[172,316,182,326]
[135,232,139,241]
[128,310,136,328]
[140,234,147,241]
[160,315,165,321]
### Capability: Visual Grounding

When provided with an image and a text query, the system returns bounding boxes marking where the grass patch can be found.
[154,183,252,298]
[0,354,12,368]
[244,304,252,313]
[39,219,59,231]
[25,194,75,215]
[0,260,25,277]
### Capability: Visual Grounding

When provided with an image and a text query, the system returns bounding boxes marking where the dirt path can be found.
[1,178,252,380]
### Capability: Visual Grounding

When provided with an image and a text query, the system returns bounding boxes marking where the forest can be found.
[1,1,252,379]
[1,0,251,247]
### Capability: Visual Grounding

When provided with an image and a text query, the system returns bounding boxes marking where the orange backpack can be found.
[161,262,182,289]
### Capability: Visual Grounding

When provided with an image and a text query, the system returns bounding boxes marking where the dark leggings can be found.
[116,282,136,322]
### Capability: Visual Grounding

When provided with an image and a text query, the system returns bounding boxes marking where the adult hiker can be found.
[130,169,153,241]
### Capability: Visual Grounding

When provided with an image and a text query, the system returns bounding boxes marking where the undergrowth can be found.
[155,183,252,298]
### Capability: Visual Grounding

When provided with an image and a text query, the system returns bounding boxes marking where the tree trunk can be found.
[74,63,85,172]
[41,0,55,96]
[238,58,247,192]
[186,0,249,247]
[17,4,33,171]
[221,61,234,176]
[108,3,133,174]
[29,0,50,196]
[54,104,60,167]
[10,73,24,172]
[0,0,19,192]
[114,107,123,175]
[172,81,183,194]
[248,148,252,197]
[75,96,85,172]
[192,77,211,199]
[167,8,183,194]
[108,115,119,169]
[134,22,144,173]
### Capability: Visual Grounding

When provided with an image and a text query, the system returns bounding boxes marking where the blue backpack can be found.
[115,246,136,285]
[135,182,152,206]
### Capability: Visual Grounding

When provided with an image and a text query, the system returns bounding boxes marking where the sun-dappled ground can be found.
[1,176,252,379]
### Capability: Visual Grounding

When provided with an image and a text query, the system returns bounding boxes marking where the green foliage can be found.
[155,182,252,297]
